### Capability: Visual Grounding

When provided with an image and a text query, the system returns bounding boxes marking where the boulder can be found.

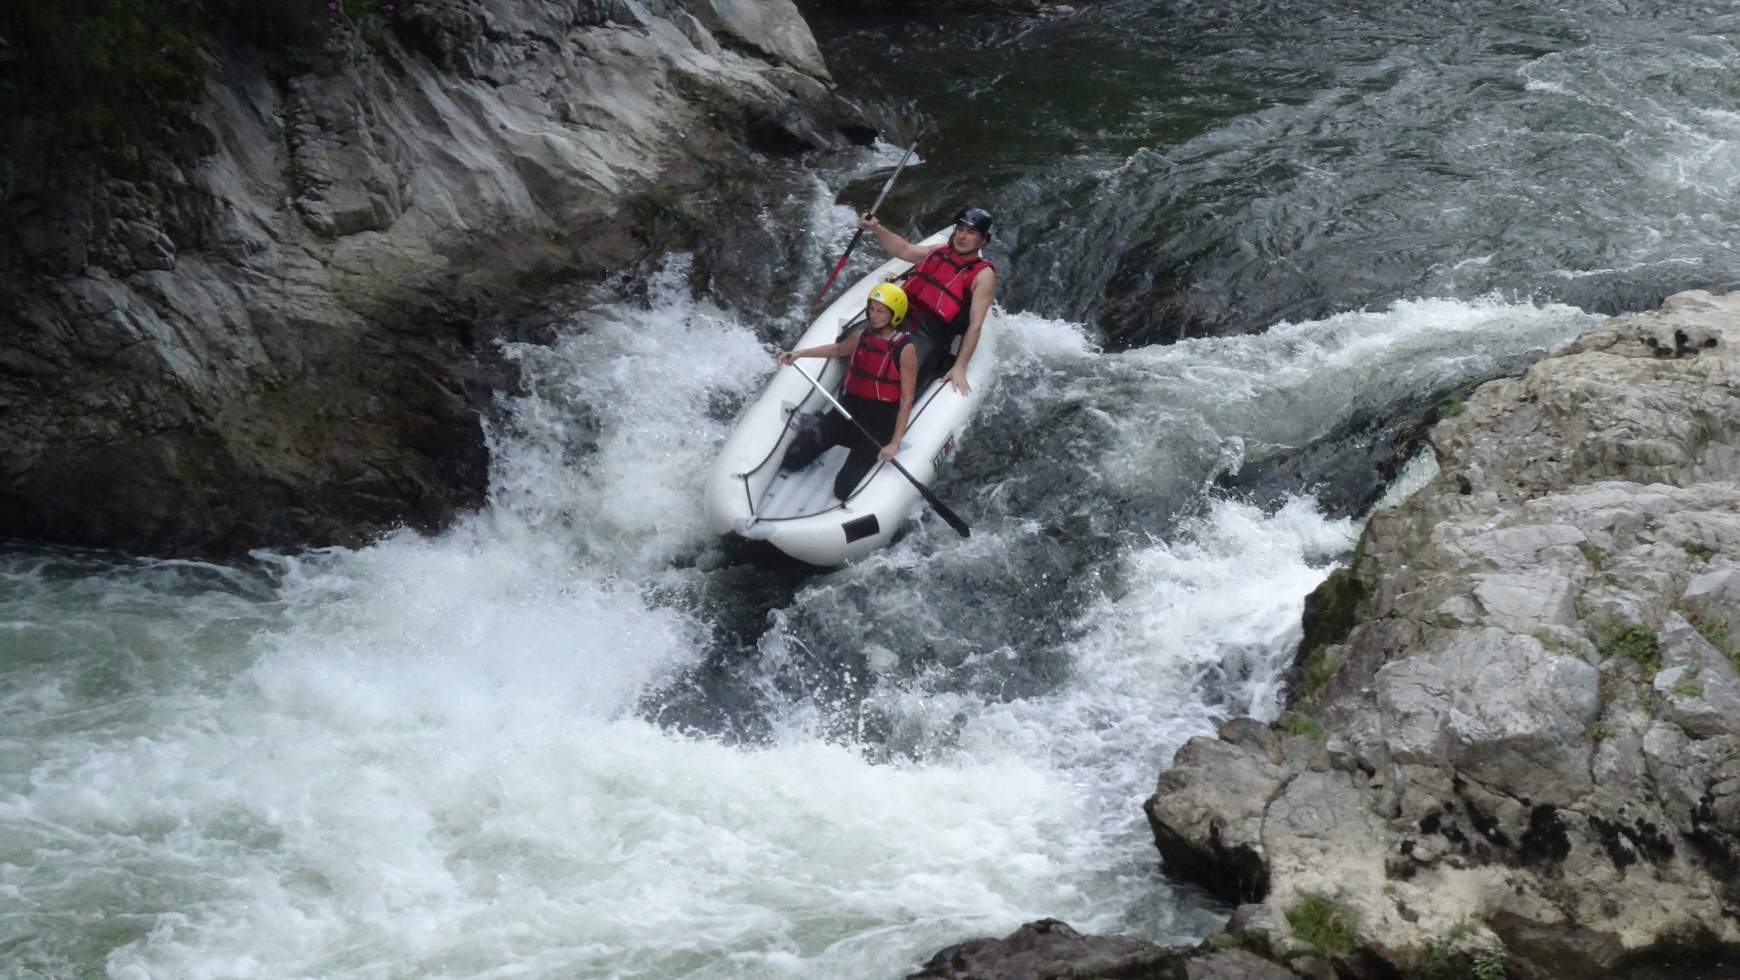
[907,918,1176,979]
[1145,728,1294,903]
[906,918,1303,980]
[1146,291,1740,977]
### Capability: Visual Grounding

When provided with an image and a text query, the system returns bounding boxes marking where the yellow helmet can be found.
[867,282,909,326]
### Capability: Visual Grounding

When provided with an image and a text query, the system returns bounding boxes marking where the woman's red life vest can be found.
[843,328,911,403]
[901,247,992,334]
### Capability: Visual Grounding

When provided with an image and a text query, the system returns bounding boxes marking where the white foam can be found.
[1,281,1604,979]
[1524,78,1573,96]
[1373,449,1443,511]
[489,256,773,574]
[1029,296,1596,496]
[74,715,1102,980]
[954,495,1356,780]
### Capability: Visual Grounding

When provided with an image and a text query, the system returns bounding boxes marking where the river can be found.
[4,0,1737,976]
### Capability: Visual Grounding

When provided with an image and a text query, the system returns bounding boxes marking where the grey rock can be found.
[1652,615,1740,739]
[1471,570,1579,630]
[1277,955,1335,980]
[1146,291,1740,976]
[1185,948,1303,980]
[905,918,1174,979]
[677,0,829,78]
[1683,565,1740,606]
[906,919,1303,980]
[0,0,858,556]
[1262,771,1389,894]
[1226,903,1286,950]
[1378,629,1599,801]
[1145,735,1291,903]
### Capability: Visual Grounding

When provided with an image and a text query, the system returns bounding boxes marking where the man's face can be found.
[951,224,987,253]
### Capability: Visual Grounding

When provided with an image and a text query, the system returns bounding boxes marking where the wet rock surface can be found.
[1146,290,1740,978]
[906,918,1303,980]
[0,0,855,556]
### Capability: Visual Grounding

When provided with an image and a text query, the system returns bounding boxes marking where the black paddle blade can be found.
[893,460,971,538]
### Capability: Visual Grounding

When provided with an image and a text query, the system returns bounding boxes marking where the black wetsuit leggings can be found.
[904,300,969,375]
[782,394,900,500]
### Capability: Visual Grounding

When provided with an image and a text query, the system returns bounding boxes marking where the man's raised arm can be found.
[857,214,935,264]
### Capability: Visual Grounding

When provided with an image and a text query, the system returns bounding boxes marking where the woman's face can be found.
[866,299,893,328]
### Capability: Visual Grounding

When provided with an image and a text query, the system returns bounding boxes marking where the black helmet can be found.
[954,206,994,239]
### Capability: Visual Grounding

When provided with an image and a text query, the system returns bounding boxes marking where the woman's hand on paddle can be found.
[879,441,901,462]
[856,212,879,231]
[775,350,797,366]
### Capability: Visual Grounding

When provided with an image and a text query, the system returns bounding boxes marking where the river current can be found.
[3,1,1736,977]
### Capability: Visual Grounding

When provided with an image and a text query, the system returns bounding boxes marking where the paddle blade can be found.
[892,460,971,538]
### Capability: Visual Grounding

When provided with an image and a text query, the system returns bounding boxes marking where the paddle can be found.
[788,362,971,538]
[809,141,918,311]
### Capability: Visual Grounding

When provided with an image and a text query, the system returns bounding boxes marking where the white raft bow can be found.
[704,229,993,566]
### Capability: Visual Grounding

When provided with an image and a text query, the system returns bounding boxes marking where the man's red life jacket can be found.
[902,247,992,334]
[843,329,911,403]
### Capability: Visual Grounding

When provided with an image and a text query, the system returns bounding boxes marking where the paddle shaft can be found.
[809,142,917,310]
[788,363,970,538]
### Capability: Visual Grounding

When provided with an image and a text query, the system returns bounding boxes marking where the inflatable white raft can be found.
[704,229,993,566]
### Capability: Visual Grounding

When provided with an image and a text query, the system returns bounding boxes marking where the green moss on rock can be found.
[1296,565,1366,699]
[1596,618,1662,677]
[1286,895,1358,956]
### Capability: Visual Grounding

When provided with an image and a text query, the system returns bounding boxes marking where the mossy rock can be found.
[1286,895,1358,956]
[1297,565,1366,680]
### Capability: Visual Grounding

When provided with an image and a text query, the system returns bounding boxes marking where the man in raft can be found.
[776,283,921,500]
[855,206,997,395]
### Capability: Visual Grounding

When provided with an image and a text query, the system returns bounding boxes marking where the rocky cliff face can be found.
[0,0,854,556]
[1147,290,1740,978]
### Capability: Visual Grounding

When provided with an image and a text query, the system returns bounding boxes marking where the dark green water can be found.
[805,0,1740,346]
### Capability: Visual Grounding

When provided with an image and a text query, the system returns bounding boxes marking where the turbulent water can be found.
[3,1,1735,977]
[813,0,1740,343]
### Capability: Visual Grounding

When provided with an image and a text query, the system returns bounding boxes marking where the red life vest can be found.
[902,246,992,333]
[842,328,911,403]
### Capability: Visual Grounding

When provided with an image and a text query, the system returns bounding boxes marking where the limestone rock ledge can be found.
[0,0,851,556]
[1147,290,1740,978]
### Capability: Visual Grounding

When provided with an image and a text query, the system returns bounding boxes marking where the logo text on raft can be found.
[933,434,956,470]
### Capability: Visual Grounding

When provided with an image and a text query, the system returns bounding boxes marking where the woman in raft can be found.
[775,282,920,501]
